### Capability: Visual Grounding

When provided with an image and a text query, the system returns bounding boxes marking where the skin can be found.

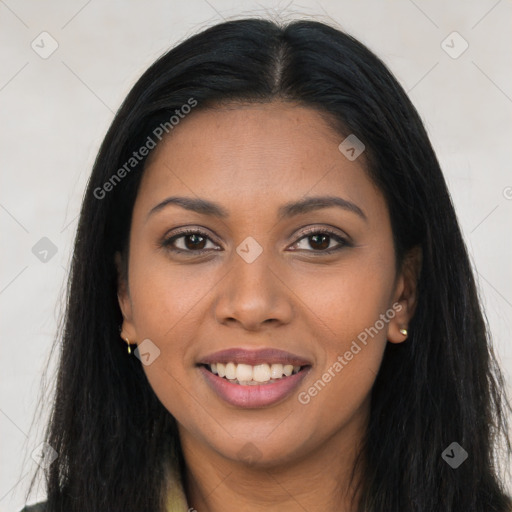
[117,101,419,512]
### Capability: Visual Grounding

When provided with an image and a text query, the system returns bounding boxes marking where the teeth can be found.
[206,362,303,384]
[253,364,271,383]
[270,364,283,379]
[225,362,236,380]
[236,363,253,382]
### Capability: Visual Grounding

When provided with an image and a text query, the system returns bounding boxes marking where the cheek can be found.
[128,244,219,341]
[126,248,217,405]
[126,254,207,421]
[292,291,389,436]
[289,250,395,408]
[290,251,396,348]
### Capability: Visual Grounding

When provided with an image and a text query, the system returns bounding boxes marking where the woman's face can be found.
[118,101,414,469]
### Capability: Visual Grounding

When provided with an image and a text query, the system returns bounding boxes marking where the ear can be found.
[115,251,137,344]
[387,245,422,344]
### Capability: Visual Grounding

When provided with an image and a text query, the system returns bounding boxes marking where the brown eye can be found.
[291,228,349,254]
[308,233,331,251]
[183,233,207,250]
[162,229,219,253]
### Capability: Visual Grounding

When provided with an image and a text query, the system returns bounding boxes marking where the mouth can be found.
[197,348,312,408]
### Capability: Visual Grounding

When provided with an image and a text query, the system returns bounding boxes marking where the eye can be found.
[160,226,350,256]
[289,227,349,255]
[161,228,220,254]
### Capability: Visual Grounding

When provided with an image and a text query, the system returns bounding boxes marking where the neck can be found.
[179,408,367,512]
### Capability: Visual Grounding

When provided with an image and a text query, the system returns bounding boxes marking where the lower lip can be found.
[199,365,310,408]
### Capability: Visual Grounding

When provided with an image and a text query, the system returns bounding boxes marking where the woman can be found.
[22,17,511,512]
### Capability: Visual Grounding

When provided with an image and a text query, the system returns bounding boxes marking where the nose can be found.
[213,247,294,332]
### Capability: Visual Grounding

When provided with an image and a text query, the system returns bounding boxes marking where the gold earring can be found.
[399,328,408,337]
[124,337,132,354]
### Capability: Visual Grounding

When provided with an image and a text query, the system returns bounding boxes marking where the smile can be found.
[204,362,303,385]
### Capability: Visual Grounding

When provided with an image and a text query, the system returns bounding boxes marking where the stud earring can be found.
[399,328,408,337]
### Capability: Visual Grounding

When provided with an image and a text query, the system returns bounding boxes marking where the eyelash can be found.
[160,227,350,256]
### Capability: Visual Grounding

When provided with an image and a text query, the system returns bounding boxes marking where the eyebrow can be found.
[146,195,367,222]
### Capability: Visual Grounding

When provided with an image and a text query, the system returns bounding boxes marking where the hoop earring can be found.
[124,336,135,354]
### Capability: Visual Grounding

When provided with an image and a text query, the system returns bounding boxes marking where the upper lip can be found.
[198,348,312,367]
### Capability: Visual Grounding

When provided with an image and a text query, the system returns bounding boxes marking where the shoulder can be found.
[19,501,47,512]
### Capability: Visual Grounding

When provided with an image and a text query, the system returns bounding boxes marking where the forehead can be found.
[136,102,383,220]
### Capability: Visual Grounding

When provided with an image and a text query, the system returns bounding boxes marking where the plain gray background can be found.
[1,0,511,510]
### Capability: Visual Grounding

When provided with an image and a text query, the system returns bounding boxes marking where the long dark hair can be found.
[26,18,511,511]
